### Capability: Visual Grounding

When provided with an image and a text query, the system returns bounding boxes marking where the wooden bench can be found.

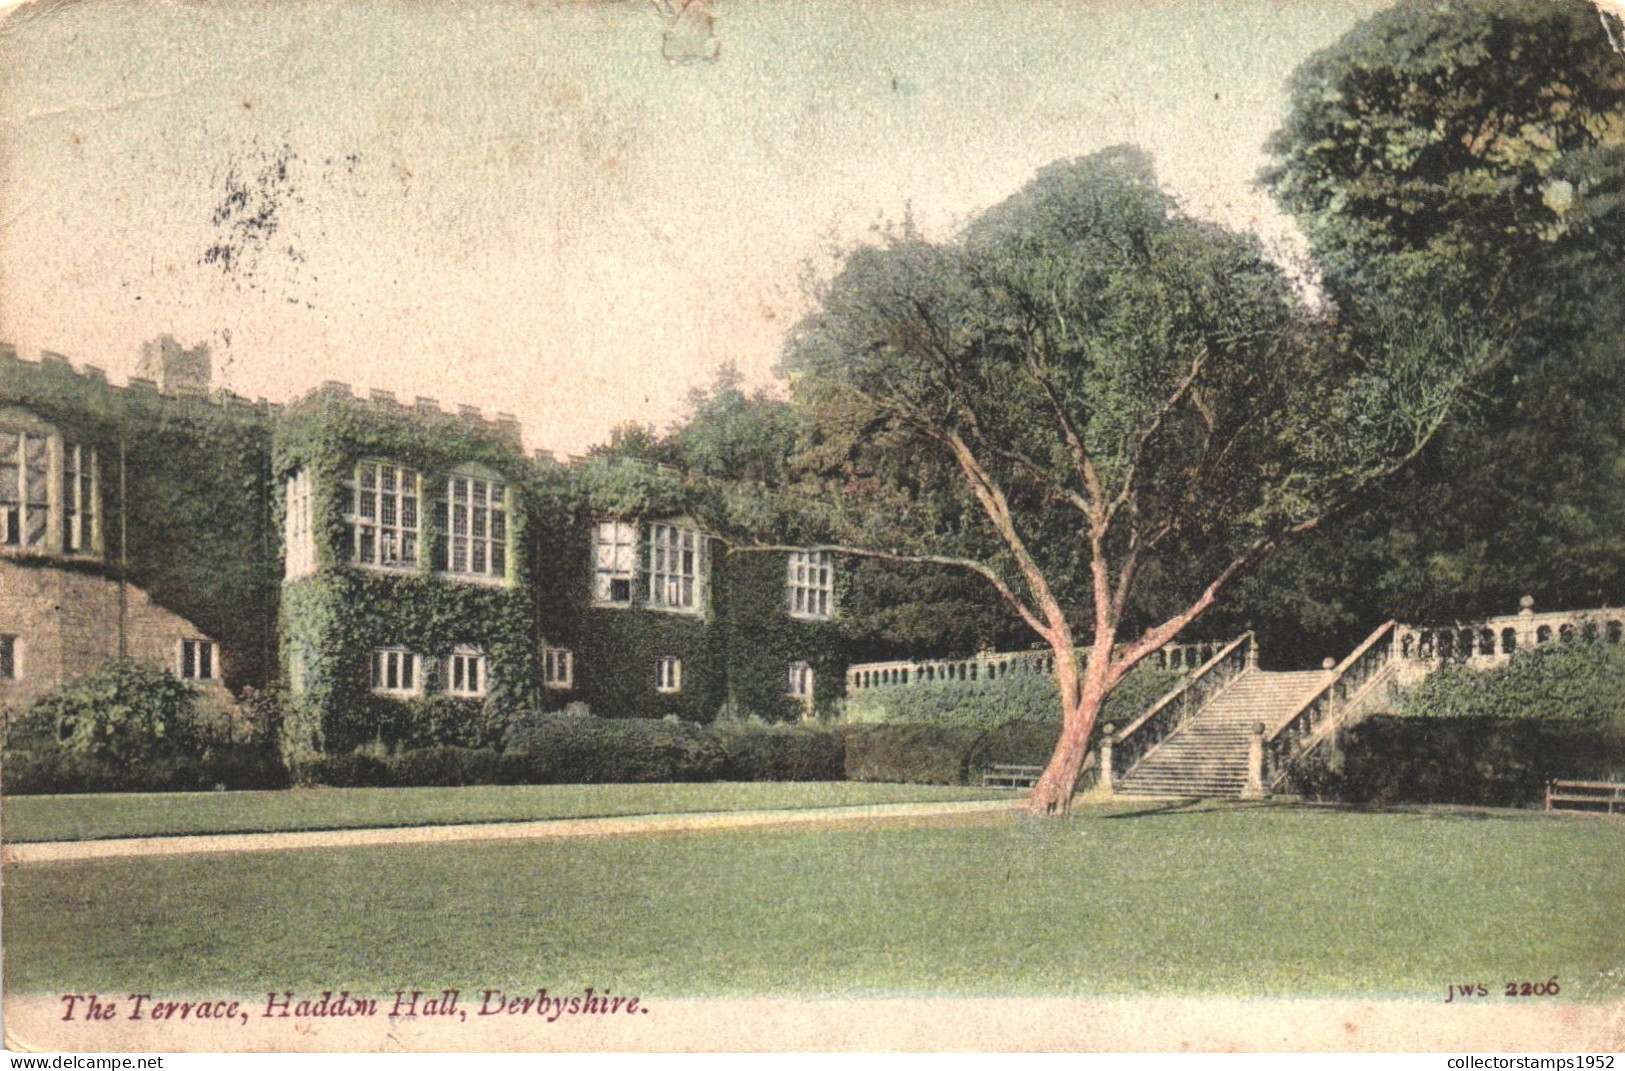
[982,763,1044,789]
[1546,779,1625,815]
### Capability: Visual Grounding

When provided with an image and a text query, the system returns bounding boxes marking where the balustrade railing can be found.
[1394,600,1623,670]
[1261,620,1396,790]
[1108,632,1253,782]
[845,648,1058,691]
[844,638,1228,693]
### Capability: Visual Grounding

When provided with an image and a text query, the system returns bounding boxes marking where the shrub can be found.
[1395,640,1625,722]
[501,713,731,783]
[7,661,205,765]
[837,724,985,784]
[840,661,1185,733]
[390,746,505,787]
[711,721,845,781]
[841,669,1058,729]
[1307,715,1625,807]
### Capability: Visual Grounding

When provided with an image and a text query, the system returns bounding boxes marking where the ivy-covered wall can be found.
[533,511,729,722]
[717,549,851,722]
[0,351,278,690]
[5,349,1052,756]
[273,392,540,759]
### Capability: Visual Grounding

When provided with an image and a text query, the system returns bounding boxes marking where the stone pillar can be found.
[1100,724,1115,797]
[1242,722,1267,800]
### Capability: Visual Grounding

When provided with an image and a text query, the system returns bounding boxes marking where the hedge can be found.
[280,715,848,788]
[840,661,1185,732]
[1288,715,1625,807]
[2,747,289,795]
[1394,640,1625,722]
[838,720,1073,785]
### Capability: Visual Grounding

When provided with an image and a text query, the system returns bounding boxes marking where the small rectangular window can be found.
[656,656,682,694]
[446,649,488,698]
[787,660,814,701]
[370,648,422,696]
[543,647,574,690]
[180,639,218,682]
[1,634,18,681]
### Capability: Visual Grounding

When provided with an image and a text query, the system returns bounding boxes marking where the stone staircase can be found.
[1115,668,1332,798]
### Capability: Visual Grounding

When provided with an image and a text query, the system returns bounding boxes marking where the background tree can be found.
[1254,0,1625,654]
[784,147,1498,814]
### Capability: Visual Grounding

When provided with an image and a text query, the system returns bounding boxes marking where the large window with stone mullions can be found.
[787,549,834,619]
[648,523,703,613]
[593,520,637,606]
[438,473,508,581]
[343,461,421,570]
[0,430,49,549]
[0,427,97,556]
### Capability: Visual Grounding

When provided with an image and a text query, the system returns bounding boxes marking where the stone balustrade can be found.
[1395,597,1624,679]
[846,649,1057,691]
[844,638,1222,693]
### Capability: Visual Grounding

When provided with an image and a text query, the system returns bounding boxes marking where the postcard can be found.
[2,0,1623,1054]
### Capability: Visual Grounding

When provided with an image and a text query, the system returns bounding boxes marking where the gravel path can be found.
[1,798,1019,865]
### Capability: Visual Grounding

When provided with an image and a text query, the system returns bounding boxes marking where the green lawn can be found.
[5,801,1622,1000]
[0,782,1011,843]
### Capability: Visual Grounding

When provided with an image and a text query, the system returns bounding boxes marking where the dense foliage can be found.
[843,661,1184,732]
[1394,640,1625,722]
[1254,0,1625,656]
[1290,715,1625,807]
[781,146,1499,811]
[272,394,542,759]
[8,661,205,763]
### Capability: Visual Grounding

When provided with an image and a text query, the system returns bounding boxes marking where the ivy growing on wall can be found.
[273,393,541,759]
[0,355,278,689]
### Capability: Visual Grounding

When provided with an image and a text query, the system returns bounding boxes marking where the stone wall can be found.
[0,559,232,716]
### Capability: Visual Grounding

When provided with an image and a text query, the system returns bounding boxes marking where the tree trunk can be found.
[1025,659,1109,816]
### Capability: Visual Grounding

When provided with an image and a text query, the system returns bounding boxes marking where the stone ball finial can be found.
[1520,594,1535,614]
[1103,723,1116,738]
[1322,657,1336,670]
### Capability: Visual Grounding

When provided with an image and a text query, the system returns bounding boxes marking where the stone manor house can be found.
[0,338,849,755]
[7,337,1621,790]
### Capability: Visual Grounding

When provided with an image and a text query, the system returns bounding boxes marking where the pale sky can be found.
[0,0,1391,455]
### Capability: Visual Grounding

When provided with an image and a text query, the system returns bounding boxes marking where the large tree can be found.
[784,147,1498,814]
[1253,0,1625,642]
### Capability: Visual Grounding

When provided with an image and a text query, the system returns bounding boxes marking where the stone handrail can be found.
[1396,604,1624,669]
[846,638,1226,693]
[845,648,1058,691]
[1261,620,1397,790]
[1109,632,1253,781]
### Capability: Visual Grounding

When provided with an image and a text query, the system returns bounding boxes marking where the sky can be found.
[0,0,1394,456]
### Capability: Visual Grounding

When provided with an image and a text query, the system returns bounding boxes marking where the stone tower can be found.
[136,335,211,397]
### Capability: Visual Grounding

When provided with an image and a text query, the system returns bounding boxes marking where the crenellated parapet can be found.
[285,377,523,450]
[0,342,276,417]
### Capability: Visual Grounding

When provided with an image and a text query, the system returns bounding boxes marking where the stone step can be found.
[1113,667,1332,799]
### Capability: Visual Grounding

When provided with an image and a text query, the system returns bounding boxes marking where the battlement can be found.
[1,342,277,415]
[290,377,524,450]
[3,338,532,459]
